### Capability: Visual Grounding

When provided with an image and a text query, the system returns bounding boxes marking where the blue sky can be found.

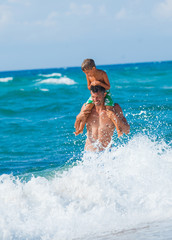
[0,0,172,71]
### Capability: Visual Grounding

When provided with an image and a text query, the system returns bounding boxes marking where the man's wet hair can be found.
[81,59,96,71]
[90,85,105,94]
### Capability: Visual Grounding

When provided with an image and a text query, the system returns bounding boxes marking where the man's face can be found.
[91,91,105,106]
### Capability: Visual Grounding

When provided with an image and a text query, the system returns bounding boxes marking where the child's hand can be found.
[91,81,97,86]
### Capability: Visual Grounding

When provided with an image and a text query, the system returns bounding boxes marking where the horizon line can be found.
[0,59,172,74]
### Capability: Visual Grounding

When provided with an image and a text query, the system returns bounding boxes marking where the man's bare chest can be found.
[86,112,115,131]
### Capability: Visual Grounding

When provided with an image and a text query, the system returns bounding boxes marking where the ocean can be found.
[0,61,172,239]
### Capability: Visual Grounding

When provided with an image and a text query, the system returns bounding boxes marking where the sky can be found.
[0,0,172,71]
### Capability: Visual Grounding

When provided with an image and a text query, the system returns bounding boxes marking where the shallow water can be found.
[0,61,172,239]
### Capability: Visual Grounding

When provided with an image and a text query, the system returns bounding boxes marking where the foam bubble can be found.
[38,73,62,77]
[0,135,172,239]
[0,77,13,82]
[39,77,76,85]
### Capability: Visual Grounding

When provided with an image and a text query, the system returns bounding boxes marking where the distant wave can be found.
[38,77,77,85]
[0,77,13,82]
[38,73,62,77]
[162,86,172,89]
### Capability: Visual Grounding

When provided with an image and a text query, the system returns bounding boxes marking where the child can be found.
[74,59,121,136]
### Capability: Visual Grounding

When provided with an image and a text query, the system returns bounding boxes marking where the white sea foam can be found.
[39,76,76,85]
[40,88,49,92]
[131,110,147,116]
[0,77,13,82]
[38,73,62,77]
[0,135,172,240]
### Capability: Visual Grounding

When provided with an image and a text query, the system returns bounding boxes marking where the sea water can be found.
[0,61,172,239]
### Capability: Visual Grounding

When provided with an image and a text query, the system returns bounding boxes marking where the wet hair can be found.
[90,85,105,94]
[81,59,96,71]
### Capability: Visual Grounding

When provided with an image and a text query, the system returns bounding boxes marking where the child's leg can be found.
[74,103,94,135]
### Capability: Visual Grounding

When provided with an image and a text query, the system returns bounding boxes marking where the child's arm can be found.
[91,72,110,90]
[86,75,92,90]
[102,71,110,89]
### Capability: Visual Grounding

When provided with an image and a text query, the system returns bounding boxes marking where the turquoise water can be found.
[0,61,172,239]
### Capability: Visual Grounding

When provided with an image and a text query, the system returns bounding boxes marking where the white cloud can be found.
[115,8,127,20]
[0,5,12,27]
[98,5,107,16]
[35,11,59,27]
[7,0,31,5]
[66,3,93,16]
[154,0,172,19]
[7,0,21,2]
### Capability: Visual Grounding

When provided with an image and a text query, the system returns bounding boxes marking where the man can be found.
[75,85,130,152]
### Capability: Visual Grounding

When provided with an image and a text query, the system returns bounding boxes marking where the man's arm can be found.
[74,103,94,135]
[106,103,130,136]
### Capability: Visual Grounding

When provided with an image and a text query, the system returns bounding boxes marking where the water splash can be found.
[0,135,172,240]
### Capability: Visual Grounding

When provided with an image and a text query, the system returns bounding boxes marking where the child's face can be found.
[83,67,95,76]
